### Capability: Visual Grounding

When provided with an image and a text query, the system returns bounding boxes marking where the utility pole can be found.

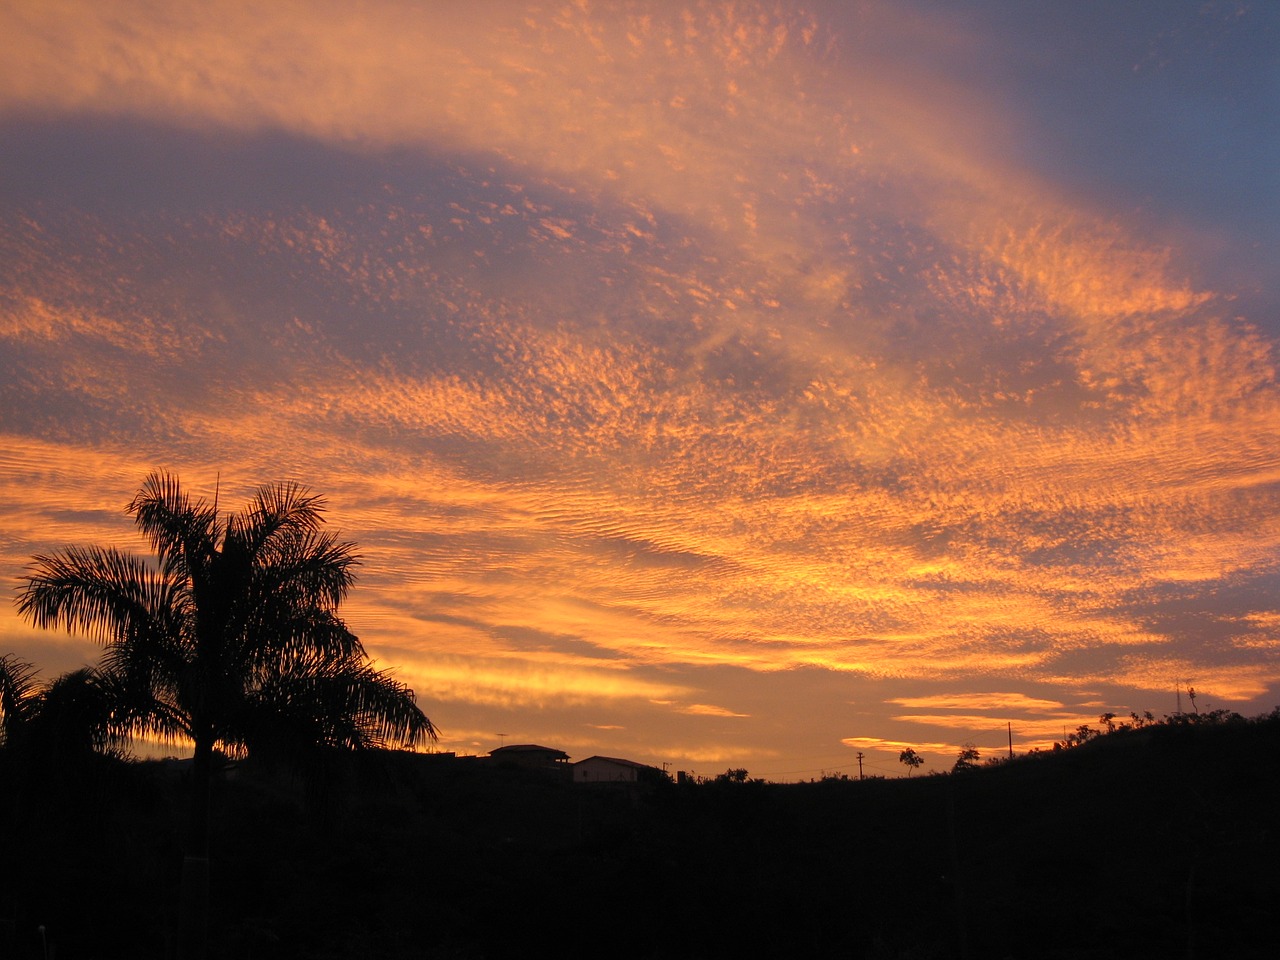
[1007,721,1013,760]
[856,752,865,780]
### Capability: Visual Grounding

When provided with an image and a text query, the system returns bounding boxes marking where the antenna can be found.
[496,732,507,748]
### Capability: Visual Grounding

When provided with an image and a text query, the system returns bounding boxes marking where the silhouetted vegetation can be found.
[0,654,39,748]
[952,741,980,772]
[898,746,924,775]
[11,473,436,958]
[2,701,1278,958]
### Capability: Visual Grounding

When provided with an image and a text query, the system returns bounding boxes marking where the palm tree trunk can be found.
[177,733,213,960]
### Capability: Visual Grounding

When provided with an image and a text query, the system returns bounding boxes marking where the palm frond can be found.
[247,653,436,752]
[223,533,359,659]
[226,481,329,568]
[93,663,191,742]
[246,527,360,611]
[342,663,438,749]
[129,471,219,586]
[21,668,133,756]
[16,545,187,647]
[239,609,364,679]
[1,653,41,744]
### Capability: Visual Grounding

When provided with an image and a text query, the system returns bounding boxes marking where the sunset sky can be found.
[2,0,1278,778]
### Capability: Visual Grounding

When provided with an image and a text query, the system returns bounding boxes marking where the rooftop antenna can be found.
[496,732,507,748]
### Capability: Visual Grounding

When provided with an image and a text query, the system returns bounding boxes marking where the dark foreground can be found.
[2,717,1277,959]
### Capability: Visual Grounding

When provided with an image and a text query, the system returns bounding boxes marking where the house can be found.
[485,743,570,774]
[573,755,666,786]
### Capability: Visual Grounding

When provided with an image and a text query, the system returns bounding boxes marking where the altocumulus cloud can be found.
[2,0,1279,776]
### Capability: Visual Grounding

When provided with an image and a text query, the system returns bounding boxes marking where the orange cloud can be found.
[3,1,1277,777]
[678,703,750,719]
[393,655,690,711]
[888,693,1065,713]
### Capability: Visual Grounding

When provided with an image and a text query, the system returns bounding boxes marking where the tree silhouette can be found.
[952,742,980,773]
[16,472,437,957]
[24,667,125,759]
[2,659,145,776]
[899,747,924,776]
[0,654,39,750]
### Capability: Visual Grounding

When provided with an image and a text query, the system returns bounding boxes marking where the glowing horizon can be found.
[3,0,1278,778]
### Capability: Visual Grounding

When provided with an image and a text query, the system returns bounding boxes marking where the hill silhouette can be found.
[2,714,1277,959]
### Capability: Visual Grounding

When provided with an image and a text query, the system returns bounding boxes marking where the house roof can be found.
[489,743,569,759]
[574,755,657,770]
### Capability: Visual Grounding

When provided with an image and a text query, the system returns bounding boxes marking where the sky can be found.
[2,0,1278,779]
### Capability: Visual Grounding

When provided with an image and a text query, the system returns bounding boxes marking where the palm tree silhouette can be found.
[16,472,437,957]
[0,654,39,749]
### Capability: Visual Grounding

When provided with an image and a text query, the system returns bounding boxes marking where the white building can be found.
[573,755,662,785]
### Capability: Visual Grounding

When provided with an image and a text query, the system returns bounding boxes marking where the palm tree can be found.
[0,654,39,750]
[16,472,436,956]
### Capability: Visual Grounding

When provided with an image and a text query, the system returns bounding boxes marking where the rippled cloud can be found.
[2,0,1278,776]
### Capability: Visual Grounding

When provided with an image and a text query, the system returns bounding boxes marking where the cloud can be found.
[889,713,1085,735]
[887,693,1065,714]
[2,1,1278,776]
[678,703,750,719]
[394,655,690,711]
[840,736,958,758]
